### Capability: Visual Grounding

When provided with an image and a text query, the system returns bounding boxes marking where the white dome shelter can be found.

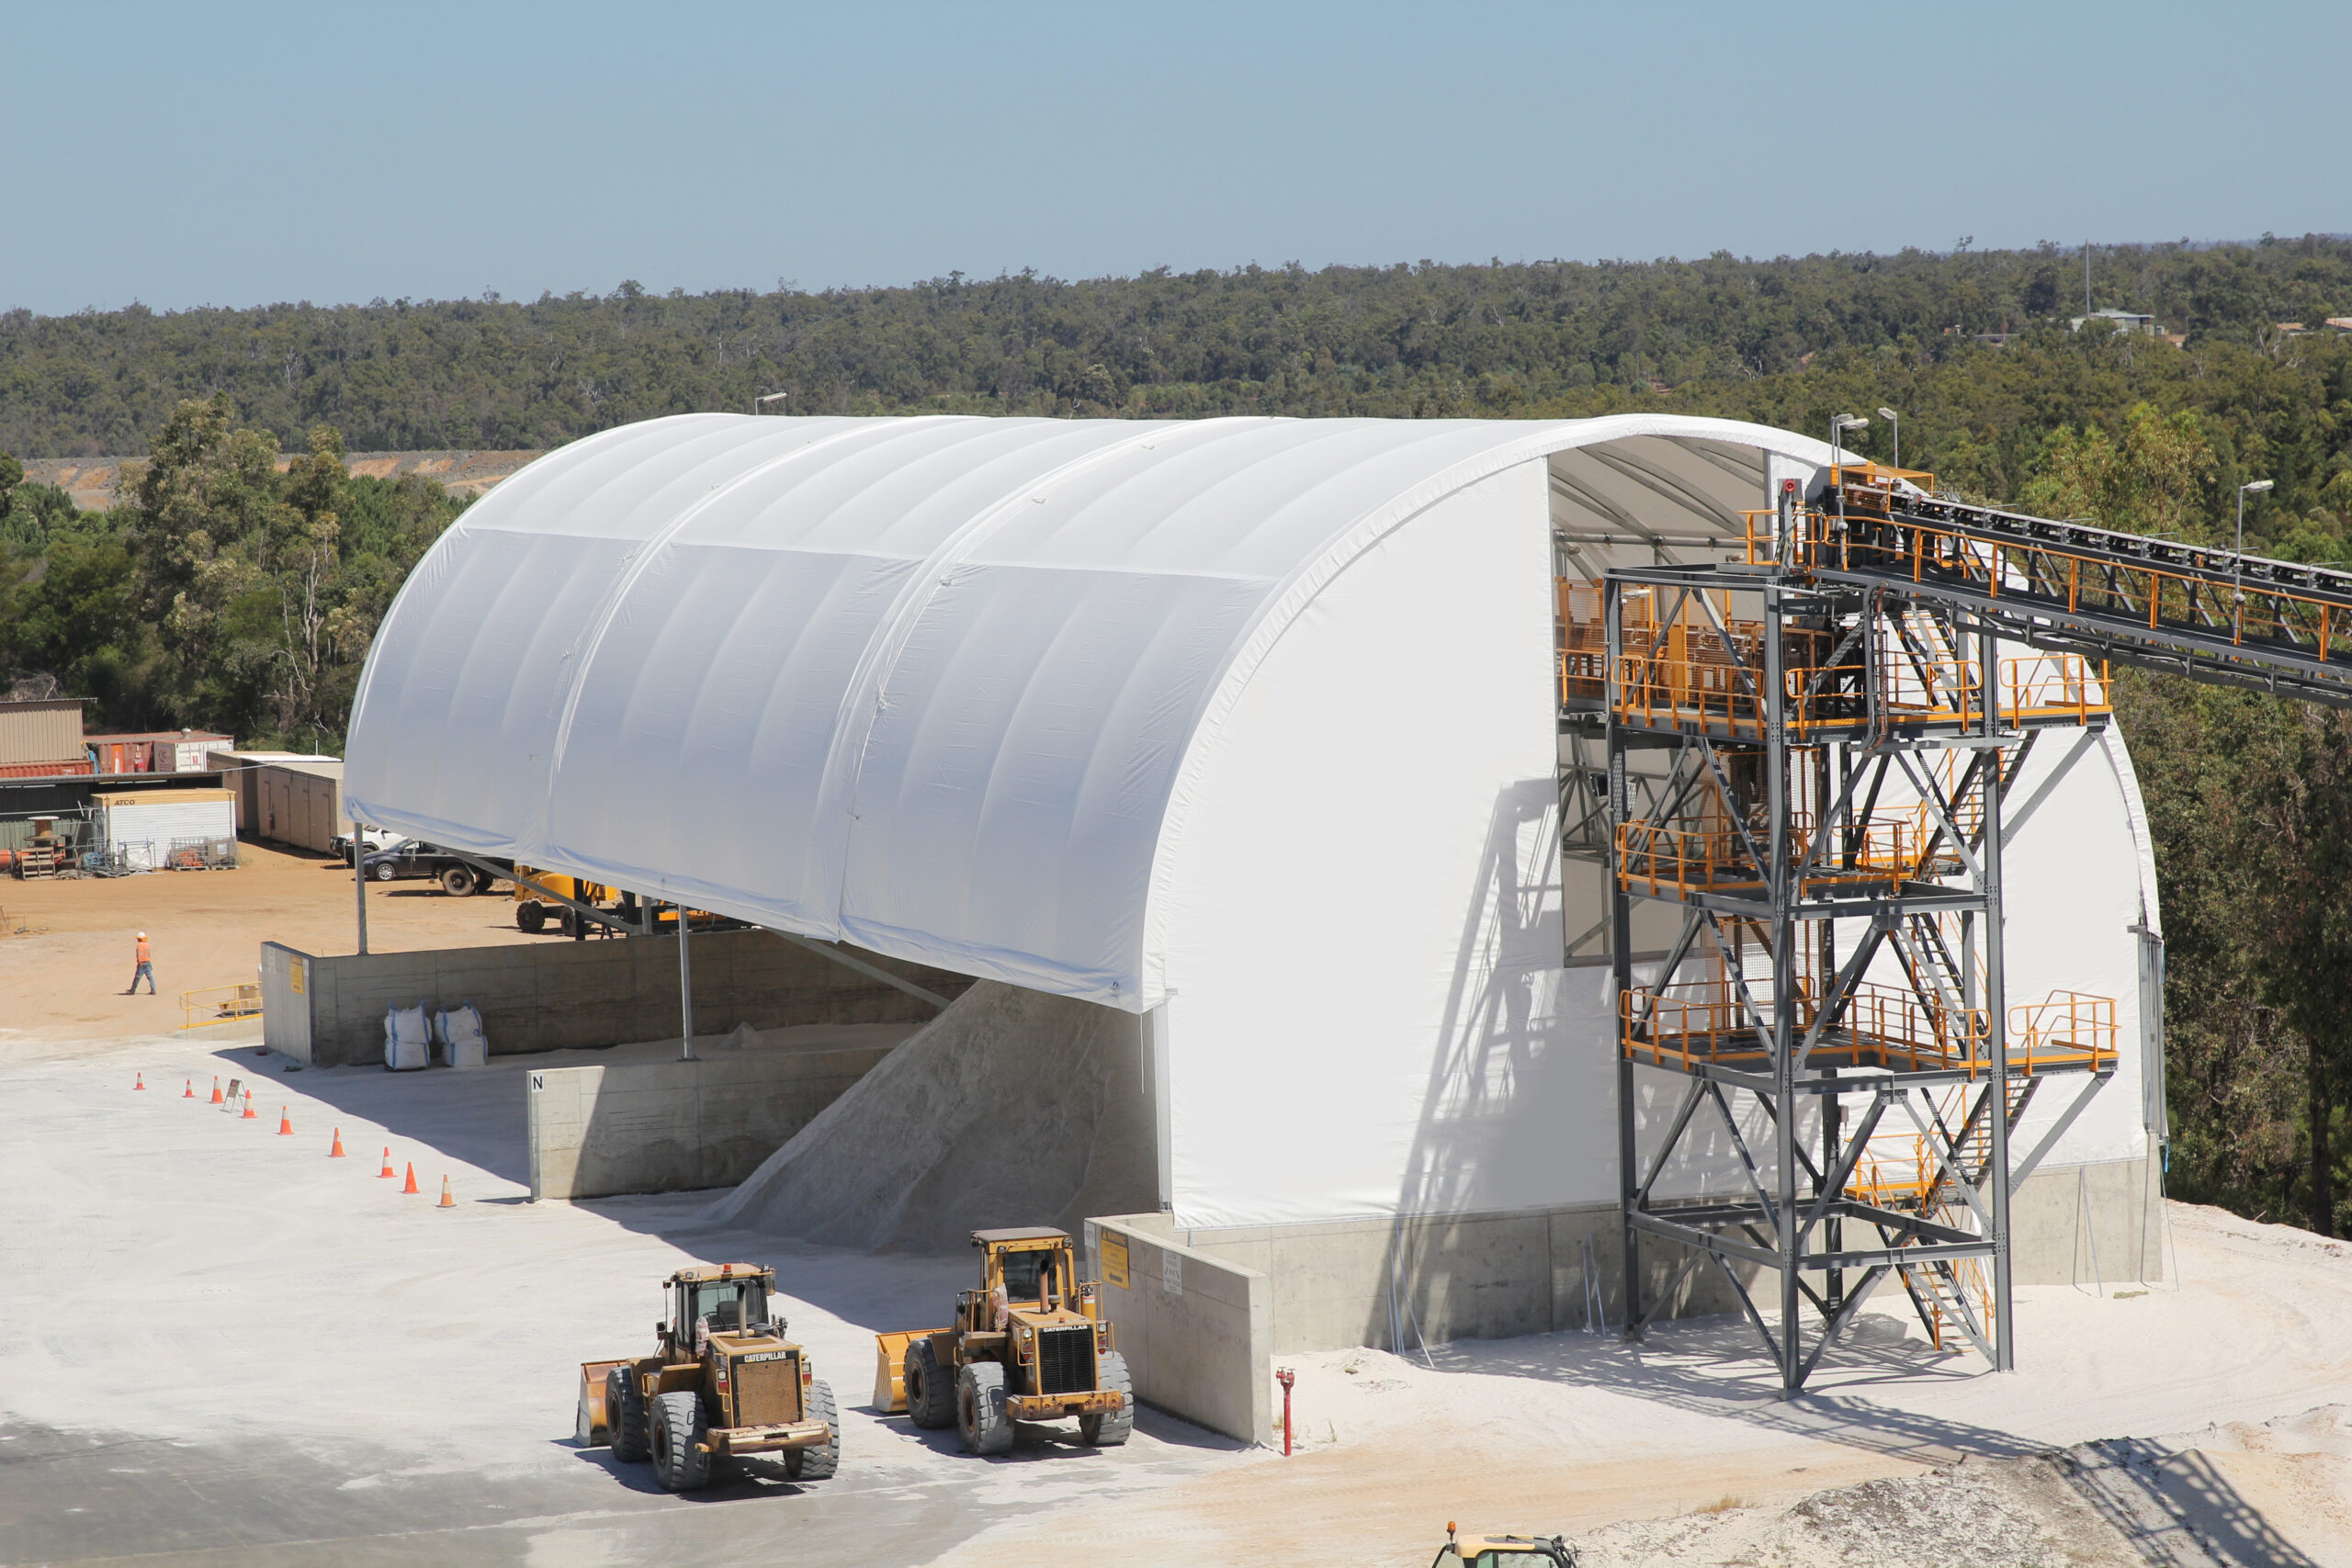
[347,413,2165,1354]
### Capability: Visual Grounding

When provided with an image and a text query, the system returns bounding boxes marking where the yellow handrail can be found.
[181,982,263,1030]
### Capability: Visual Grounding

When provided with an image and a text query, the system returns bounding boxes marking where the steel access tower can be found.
[1566,460,2352,1393]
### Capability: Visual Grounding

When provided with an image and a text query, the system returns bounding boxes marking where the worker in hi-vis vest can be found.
[130,931,155,995]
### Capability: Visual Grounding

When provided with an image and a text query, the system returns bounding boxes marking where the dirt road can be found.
[0,840,543,1041]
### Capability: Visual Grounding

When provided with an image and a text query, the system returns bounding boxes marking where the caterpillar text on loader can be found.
[576,1264,840,1492]
[876,1226,1132,1455]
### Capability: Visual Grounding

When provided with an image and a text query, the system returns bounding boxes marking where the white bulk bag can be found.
[438,1003,488,1068]
[384,1003,431,1071]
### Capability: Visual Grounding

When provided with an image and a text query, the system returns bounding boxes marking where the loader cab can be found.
[973,1227,1089,1310]
[1435,1529,1578,1567]
[663,1265,775,1352]
[997,1242,1069,1306]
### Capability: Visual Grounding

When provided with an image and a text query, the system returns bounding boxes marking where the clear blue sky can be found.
[1,0,2337,316]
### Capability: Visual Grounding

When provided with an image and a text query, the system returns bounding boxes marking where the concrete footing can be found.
[1126,1155,2163,1358]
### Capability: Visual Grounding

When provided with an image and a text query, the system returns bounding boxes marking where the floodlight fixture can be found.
[1828,413,1867,467]
[2235,479,2274,604]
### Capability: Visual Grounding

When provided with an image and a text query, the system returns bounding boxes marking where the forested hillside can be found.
[4,239,2352,1244]
[6,238,2350,457]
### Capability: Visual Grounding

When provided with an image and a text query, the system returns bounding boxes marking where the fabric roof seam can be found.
[814,417,1272,928]
[346,414,1138,902]
[537,417,959,876]
[345,413,744,798]
[1136,413,1837,1010]
[348,412,1837,1010]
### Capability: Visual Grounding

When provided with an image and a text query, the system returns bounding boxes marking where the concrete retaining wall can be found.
[259,929,971,1067]
[2010,1154,2166,1287]
[1152,1156,2163,1357]
[526,1035,899,1200]
[1086,1214,1272,1446]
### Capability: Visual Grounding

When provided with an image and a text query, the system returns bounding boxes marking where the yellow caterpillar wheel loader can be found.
[875,1226,1130,1456]
[1433,1523,1579,1566]
[576,1264,839,1492]
[513,867,620,935]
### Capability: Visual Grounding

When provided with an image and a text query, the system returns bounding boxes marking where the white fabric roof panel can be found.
[345,412,1838,1007]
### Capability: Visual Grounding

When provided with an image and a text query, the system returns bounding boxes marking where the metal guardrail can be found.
[181,982,263,1030]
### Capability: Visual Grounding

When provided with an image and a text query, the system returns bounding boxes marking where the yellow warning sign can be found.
[1102,1232,1129,1290]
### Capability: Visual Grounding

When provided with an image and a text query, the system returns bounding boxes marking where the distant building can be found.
[2327,317,2352,333]
[2069,308,2160,335]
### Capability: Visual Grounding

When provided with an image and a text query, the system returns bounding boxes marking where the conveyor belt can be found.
[1787,473,2352,706]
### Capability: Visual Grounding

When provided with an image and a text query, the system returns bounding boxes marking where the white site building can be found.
[347,413,2164,1353]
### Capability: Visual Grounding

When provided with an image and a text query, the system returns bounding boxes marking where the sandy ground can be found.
[3,1022,2348,1564]
[3,858,2348,1563]
[937,1202,2352,1566]
[1,840,544,1041]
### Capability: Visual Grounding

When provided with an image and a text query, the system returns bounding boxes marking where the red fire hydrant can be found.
[1275,1367,1295,1455]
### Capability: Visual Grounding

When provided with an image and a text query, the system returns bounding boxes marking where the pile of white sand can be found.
[707,980,1157,1250]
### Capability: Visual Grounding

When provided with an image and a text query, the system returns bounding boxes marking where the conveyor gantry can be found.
[1576,460,2333,1394]
[1783,465,2352,707]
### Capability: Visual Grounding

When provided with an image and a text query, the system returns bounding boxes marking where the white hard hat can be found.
[138,931,147,939]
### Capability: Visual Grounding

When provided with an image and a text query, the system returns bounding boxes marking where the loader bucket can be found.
[576,1359,630,1446]
[873,1330,928,1414]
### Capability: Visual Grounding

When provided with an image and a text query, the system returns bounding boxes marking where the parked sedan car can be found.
[359,839,503,897]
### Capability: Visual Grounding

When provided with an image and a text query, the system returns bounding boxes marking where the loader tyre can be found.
[784,1378,840,1480]
[904,1340,955,1429]
[956,1360,1012,1455]
[1079,1351,1134,1447]
[516,900,547,932]
[650,1390,712,1491]
[606,1368,649,1462]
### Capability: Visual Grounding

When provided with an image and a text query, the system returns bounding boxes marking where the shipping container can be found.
[85,730,233,776]
[207,751,342,846]
[256,761,345,852]
[0,698,87,769]
[95,789,238,871]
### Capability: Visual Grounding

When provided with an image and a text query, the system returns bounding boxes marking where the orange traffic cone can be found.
[134,1073,145,1090]
[329,1129,346,1158]
[437,1176,456,1209]
[209,1077,223,1105]
[241,1091,256,1120]
[277,1107,294,1136]
[183,1078,195,1099]
[401,1162,420,1195]
[378,1147,396,1178]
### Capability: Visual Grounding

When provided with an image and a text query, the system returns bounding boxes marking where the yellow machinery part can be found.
[873,1331,919,1413]
[872,1328,951,1414]
[577,1359,629,1443]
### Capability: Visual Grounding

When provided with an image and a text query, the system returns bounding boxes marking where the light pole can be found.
[2235,479,2273,617]
[1877,407,1901,469]
[1828,414,1868,550]
[1828,412,1868,468]
[753,390,789,416]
